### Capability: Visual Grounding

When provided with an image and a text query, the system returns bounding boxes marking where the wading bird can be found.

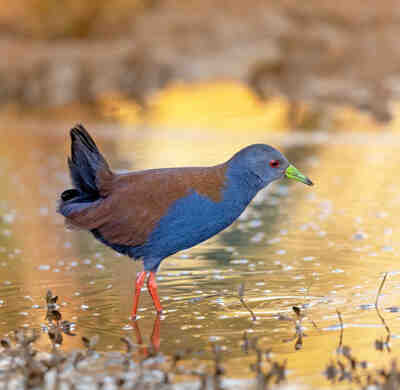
[58,125,313,318]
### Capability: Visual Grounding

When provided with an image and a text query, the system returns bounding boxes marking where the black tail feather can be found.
[58,124,113,222]
[70,125,99,155]
[61,189,81,202]
[67,124,111,196]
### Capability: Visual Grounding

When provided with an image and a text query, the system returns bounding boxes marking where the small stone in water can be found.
[39,207,48,216]
[353,232,367,240]
[122,324,133,330]
[384,228,393,236]
[248,219,263,228]
[376,211,388,218]
[2,213,15,223]
[230,259,248,264]
[386,306,400,312]
[250,232,264,242]
[359,304,375,310]
[213,274,225,280]
[276,185,289,196]
[2,229,12,237]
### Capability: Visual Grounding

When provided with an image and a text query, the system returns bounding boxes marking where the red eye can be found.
[269,159,280,168]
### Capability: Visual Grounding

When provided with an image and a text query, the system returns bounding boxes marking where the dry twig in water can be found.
[336,309,344,353]
[374,272,391,352]
[238,283,257,321]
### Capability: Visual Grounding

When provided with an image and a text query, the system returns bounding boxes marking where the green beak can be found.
[285,164,313,186]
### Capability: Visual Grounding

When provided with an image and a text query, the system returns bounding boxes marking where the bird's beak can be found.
[285,164,313,186]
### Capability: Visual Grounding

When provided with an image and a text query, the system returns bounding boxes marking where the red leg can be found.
[147,272,163,313]
[131,271,147,319]
[150,313,161,352]
[132,317,149,356]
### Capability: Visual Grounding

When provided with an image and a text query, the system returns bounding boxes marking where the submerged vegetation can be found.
[0,290,288,389]
[1,276,400,389]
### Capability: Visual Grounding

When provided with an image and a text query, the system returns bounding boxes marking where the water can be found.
[0,120,400,386]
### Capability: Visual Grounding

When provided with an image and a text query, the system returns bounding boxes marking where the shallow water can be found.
[1,120,400,386]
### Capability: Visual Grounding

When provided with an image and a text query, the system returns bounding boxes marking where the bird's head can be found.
[229,144,313,188]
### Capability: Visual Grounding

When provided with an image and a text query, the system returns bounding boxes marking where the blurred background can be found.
[1,0,400,127]
[2,1,400,386]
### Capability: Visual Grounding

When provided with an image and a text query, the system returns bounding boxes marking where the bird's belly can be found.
[144,190,248,259]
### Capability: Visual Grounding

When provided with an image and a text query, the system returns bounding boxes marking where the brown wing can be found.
[65,164,227,247]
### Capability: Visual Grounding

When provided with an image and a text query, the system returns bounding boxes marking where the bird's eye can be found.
[269,159,280,168]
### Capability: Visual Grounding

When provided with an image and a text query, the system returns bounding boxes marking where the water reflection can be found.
[1,122,400,386]
[132,314,161,357]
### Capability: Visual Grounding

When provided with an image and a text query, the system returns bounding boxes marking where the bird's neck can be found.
[224,164,264,205]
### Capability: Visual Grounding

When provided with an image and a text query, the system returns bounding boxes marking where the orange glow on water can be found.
[102,80,291,131]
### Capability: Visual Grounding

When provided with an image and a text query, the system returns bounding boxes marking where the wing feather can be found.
[65,165,227,247]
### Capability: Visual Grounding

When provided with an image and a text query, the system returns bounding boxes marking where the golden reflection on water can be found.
[103,81,291,132]
[1,83,400,386]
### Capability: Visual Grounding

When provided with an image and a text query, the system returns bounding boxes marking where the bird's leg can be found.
[131,271,147,319]
[150,313,161,352]
[132,319,148,356]
[147,272,163,313]
[133,317,152,356]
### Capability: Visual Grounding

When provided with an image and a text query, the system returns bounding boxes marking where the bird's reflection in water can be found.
[132,314,161,356]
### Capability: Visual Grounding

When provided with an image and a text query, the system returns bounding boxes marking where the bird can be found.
[58,124,313,318]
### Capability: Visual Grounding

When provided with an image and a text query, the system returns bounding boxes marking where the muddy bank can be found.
[2,0,400,121]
